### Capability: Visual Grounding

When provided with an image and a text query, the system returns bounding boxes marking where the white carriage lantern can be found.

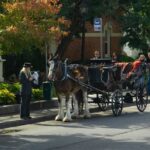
[0,56,6,82]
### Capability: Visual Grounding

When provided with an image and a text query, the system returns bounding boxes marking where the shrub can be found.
[0,82,44,104]
[32,88,43,100]
[0,83,9,90]
[8,82,21,94]
[0,82,20,94]
[0,89,16,105]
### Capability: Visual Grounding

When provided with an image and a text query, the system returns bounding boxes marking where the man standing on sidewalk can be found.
[19,62,33,120]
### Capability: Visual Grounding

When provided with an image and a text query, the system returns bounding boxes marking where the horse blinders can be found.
[48,60,65,81]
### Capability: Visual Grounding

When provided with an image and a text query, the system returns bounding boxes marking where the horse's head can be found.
[48,59,64,81]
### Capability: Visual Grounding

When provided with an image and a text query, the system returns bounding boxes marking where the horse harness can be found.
[51,61,118,96]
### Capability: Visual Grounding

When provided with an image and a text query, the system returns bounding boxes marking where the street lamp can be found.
[80,1,88,63]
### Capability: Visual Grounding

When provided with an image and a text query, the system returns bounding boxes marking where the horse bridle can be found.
[49,59,68,81]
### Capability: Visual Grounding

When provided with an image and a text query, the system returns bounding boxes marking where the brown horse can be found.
[48,59,90,122]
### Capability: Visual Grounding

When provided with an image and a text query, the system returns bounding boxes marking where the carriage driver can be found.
[126,54,146,80]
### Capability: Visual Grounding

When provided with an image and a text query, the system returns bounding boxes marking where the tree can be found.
[57,0,122,58]
[1,0,149,58]
[119,0,150,51]
[0,0,70,55]
[58,0,150,57]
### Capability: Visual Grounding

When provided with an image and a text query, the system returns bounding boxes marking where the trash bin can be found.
[43,81,51,100]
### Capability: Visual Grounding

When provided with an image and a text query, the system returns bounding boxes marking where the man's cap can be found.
[23,62,32,68]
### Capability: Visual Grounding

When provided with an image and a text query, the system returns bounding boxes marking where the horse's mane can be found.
[68,64,88,81]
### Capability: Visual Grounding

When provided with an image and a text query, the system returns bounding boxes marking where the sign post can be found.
[94,18,103,58]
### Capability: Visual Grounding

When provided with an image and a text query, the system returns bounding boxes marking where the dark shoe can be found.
[27,116,32,119]
[21,117,27,120]
[21,116,32,120]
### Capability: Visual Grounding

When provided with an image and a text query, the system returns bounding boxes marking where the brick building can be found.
[63,17,123,61]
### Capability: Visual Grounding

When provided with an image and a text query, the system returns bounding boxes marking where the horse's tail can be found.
[75,90,84,114]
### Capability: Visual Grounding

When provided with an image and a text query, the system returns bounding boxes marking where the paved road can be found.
[0,105,150,150]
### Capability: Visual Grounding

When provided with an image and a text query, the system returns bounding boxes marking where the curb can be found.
[0,112,56,129]
[0,108,100,130]
[0,100,137,130]
[0,99,58,116]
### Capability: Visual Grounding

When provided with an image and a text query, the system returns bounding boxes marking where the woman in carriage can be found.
[126,54,146,82]
[126,54,146,88]
[114,53,146,89]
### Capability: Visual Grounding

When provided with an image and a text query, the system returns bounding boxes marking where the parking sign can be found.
[94,18,102,31]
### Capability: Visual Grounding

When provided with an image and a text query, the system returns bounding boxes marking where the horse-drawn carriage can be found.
[48,57,149,122]
[87,59,148,116]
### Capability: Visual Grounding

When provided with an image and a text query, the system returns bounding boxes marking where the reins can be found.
[50,59,108,96]
[67,74,108,96]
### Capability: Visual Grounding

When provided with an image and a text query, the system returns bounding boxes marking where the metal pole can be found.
[81,19,85,63]
[108,27,111,57]
[45,43,48,80]
[100,18,103,58]
[108,21,112,58]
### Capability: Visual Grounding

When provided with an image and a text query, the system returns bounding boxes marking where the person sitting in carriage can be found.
[111,52,118,64]
[91,50,100,60]
[126,54,146,85]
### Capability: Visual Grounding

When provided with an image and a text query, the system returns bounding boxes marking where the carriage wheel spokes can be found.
[111,89,123,116]
[136,85,148,112]
[97,95,109,111]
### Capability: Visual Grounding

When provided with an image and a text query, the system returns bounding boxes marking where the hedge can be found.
[0,82,43,105]
[0,89,16,105]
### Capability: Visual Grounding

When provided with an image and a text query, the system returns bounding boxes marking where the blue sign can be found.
[94,18,102,31]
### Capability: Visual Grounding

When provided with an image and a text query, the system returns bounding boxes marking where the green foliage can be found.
[0,82,45,104]
[120,55,135,62]
[0,0,69,55]
[8,82,21,94]
[0,82,20,93]
[0,82,9,90]
[119,0,150,51]
[59,0,150,56]
[0,89,16,105]
[56,0,126,57]
[1,0,149,58]
[32,88,43,100]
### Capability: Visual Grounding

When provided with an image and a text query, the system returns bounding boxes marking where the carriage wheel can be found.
[136,85,148,112]
[97,95,109,111]
[111,89,123,116]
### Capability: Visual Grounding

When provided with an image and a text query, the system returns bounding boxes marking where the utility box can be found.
[43,81,51,100]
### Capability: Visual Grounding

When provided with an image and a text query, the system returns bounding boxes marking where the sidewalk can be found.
[0,99,100,130]
[0,98,59,129]
[0,97,137,130]
[0,108,58,129]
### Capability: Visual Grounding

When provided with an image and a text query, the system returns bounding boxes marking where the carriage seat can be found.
[88,67,101,84]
